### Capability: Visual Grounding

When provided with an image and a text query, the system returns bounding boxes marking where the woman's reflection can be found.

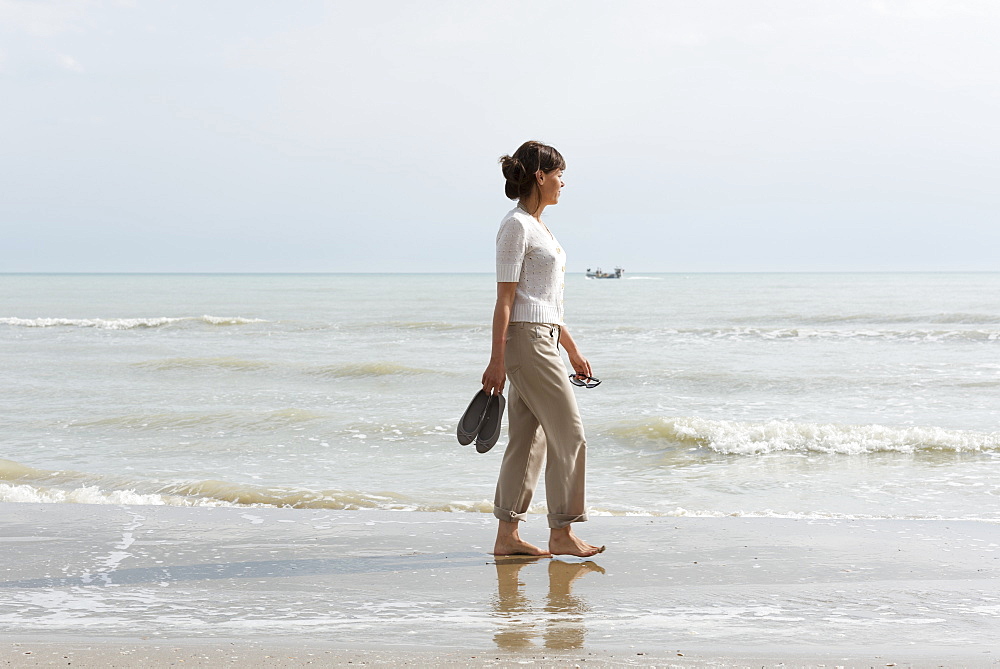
[491,557,605,650]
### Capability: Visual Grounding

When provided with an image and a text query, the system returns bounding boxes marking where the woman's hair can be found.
[499,141,566,201]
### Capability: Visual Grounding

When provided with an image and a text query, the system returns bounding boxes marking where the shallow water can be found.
[3,507,999,654]
[2,272,999,520]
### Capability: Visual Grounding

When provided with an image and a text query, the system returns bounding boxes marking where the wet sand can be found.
[5,643,996,668]
[1,503,999,667]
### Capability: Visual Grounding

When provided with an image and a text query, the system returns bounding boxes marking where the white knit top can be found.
[495,206,567,325]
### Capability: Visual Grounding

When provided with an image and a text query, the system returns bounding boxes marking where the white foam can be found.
[0,315,266,329]
[688,327,1000,342]
[642,417,1000,455]
[0,317,184,329]
[0,483,237,506]
[199,315,267,326]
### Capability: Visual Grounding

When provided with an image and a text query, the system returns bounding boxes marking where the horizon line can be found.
[2,270,999,276]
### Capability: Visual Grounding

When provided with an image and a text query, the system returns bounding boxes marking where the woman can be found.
[481,140,603,558]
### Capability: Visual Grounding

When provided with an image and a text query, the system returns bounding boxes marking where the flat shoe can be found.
[457,390,491,446]
[475,392,505,453]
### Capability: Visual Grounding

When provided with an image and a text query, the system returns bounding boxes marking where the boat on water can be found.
[586,267,624,279]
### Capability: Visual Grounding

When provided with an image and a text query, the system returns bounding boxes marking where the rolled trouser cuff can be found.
[494,506,529,523]
[548,512,588,529]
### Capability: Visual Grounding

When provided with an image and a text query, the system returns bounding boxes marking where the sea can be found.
[2,272,999,523]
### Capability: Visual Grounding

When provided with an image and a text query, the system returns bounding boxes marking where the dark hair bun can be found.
[500,155,529,199]
[498,141,566,201]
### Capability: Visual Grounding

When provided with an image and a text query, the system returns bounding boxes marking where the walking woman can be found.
[481,140,603,558]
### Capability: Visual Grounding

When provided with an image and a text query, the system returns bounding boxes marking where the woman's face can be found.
[537,168,565,206]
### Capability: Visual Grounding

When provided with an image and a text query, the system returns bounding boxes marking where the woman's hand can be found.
[483,283,517,396]
[482,358,506,395]
[567,351,592,380]
[560,326,593,380]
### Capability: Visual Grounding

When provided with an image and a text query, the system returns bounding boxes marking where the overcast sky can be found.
[2,0,999,273]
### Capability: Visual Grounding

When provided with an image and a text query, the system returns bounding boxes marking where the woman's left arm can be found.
[559,326,593,379]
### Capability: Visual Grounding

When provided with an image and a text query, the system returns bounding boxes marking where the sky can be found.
[2,0,999,273]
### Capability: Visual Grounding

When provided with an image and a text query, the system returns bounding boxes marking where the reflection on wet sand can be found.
[491,557,606,650]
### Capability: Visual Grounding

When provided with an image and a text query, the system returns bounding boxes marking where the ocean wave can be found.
[200,315,267,326]
[605,326,1000,342]
[813,312,1000,325]
[0,457,422,509]
[612,417,1000,455]
[341,421,451,442]
[2,453,996,519]
[0,479,432,511]
[0,482,237,506]
[3,479,996,522]
[154,480,415,509]
[729,313,1000,326]
[310,362,437,379]
[72,408,326,432]
[0,458,49,480]
[0,315,267,330]
[0,480,476,511]
[0,459,222,506]
[0,455,520,512]
[346,321,478,333]
[738,327,1000,341]
[134,357,271,372]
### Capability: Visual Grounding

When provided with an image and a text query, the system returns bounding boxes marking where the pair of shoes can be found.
[456,390,506,453]
[475,392,505,453]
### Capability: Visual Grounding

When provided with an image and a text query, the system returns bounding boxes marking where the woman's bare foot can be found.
[494,538,550,556]
[493,520,552,556]
[548,526,604,557]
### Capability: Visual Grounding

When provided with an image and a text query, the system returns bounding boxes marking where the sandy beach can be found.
[2,504,998,667]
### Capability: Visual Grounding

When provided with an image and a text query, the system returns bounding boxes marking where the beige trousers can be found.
[493,322,588,529]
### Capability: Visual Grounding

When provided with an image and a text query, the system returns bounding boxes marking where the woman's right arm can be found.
[481,282,518,395]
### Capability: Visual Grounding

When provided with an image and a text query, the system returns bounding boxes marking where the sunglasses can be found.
[568,374,601,389]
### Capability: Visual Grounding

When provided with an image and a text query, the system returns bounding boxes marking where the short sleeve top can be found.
[495,207,566,325]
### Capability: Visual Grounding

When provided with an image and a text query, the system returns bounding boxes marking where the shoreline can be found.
[5,641,997,669]
[2,503,999,666]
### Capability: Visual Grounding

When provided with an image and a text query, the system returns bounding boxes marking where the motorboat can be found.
[585,267,624,279]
